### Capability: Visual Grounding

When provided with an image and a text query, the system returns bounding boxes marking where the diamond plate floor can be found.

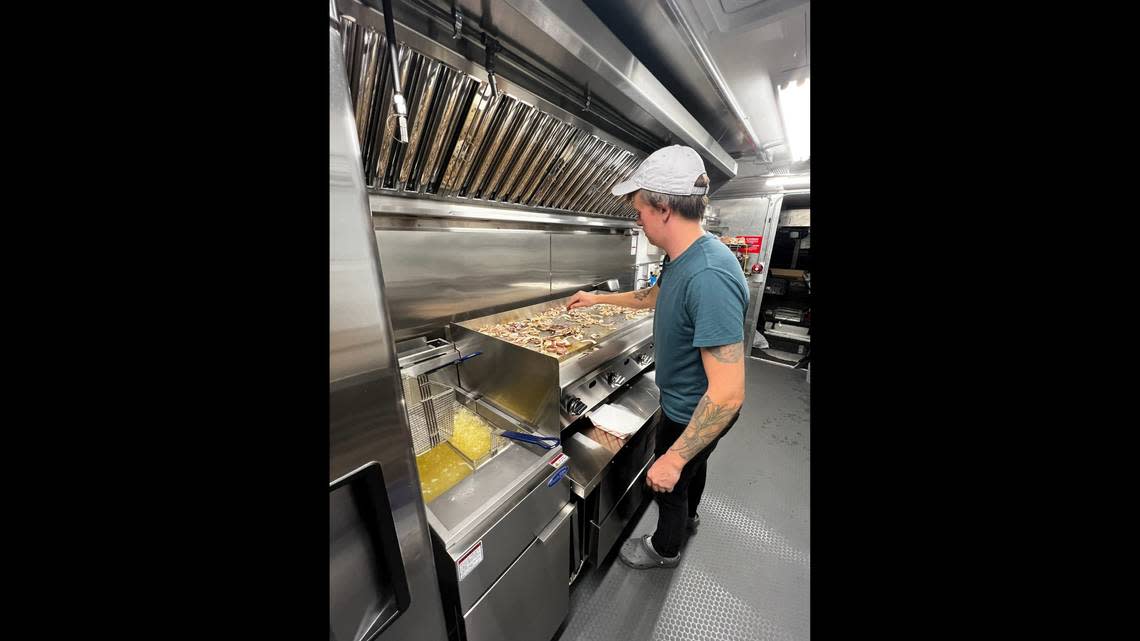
[553,358,810,641]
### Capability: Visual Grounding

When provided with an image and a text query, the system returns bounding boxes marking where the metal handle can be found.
[329,462,412,637]
[501,431,560,449]
[537,503,575,544]
[592,278,620,292]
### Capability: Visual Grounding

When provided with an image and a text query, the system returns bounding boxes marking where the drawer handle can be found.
[537,503,575,544]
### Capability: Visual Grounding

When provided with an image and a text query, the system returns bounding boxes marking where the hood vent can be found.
[342,17,641,218]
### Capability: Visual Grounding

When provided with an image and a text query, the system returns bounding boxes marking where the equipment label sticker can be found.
[457,541,483,581]
[549,452,568,468]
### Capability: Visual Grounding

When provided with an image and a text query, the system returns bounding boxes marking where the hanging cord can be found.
[380,0,409,142]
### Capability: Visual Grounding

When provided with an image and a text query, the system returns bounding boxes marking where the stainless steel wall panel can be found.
[374,228,551,338]
[550,232,635,294]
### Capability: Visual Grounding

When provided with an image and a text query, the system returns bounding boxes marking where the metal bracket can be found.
[452,5,463,39]
[482,33,503,98]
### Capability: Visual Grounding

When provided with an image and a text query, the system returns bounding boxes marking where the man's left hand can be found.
[646,452,685,493]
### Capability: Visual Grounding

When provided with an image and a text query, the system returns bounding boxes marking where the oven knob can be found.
[564,396,587,415]
[635,353,651,366]
[606,372,626,387]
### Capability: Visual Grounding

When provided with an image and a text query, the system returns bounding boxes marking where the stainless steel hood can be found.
[336,0,739,218]
[480,0,736,179]
[585,0,810,163]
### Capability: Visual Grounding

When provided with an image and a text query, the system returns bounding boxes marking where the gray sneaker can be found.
[618,535,681,569]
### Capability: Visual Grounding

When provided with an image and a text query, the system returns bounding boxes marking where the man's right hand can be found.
[566,290,598,311]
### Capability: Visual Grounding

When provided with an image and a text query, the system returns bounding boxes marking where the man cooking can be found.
[566,145,748,569]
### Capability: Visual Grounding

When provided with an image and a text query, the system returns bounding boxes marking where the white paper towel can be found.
[587,404,645,438]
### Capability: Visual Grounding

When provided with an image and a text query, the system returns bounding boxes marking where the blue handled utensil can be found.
[498,430,560,449]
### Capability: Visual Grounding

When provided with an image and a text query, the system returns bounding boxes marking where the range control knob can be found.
[605,372,626,387]
[635,353,652,366]
[564,396,587,415]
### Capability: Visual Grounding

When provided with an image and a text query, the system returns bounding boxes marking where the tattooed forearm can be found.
[632,284,657,301]
[668,394,740,462]
[706,342,744,364]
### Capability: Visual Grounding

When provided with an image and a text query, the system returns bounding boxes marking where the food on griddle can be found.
[450,406,493,461]
[476,304,651,357]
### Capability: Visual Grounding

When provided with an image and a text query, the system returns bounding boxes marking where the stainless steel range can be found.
[450,295,656,435]
[449,295,661,582]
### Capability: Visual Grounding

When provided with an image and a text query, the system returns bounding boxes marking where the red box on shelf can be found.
[742,235,762,248]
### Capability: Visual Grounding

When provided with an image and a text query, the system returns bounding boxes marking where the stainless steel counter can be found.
[425,440,559,543]
[561,371,660,498]
[421,389,569,553]
[559,370,660,572]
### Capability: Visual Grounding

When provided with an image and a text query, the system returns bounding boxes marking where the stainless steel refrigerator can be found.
[329,2,448,639]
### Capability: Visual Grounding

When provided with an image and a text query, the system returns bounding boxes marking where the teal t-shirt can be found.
[653,232,749,423]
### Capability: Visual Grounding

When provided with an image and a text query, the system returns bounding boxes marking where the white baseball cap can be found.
[611,145,709,197]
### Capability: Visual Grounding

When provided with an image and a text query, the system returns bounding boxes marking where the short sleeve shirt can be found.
[653,233,749,423]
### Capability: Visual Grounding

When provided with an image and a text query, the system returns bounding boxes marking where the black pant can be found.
[650,408,740,557]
